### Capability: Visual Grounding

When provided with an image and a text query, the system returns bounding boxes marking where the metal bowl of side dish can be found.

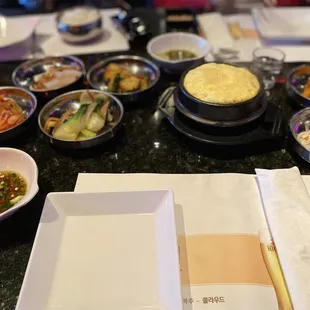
[290,107,310,163]
[147,32,209,74]
[0,87,37,143]
[12,56,85,103]
[38,89,124,149]
[287,65,310,107]
[0,148,38,221]
[56,6,102,43]
[87,55,160,103]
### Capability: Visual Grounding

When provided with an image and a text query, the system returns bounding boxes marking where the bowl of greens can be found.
[38,89,124,149]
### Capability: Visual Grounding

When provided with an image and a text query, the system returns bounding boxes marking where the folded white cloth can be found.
[198,13,235,61]
[256,167,310,310]
[198,12,310,62]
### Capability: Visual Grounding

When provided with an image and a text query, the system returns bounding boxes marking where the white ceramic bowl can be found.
[147,32,209,74]
[0,148,39,221]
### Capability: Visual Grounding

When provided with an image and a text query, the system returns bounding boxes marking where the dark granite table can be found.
[0,9,310,310]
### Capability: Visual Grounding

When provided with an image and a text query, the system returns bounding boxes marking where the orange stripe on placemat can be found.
[179,234,272,286]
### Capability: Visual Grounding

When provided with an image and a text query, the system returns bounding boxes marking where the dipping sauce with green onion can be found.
[156,49,197,61]
[0,171,27,214]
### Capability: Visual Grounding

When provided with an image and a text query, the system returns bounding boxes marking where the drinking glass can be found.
[252,48,285,90]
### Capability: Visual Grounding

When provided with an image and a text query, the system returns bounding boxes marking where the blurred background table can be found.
[0,0,264,15]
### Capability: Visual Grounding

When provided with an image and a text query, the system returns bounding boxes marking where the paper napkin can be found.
[256,167,310,310]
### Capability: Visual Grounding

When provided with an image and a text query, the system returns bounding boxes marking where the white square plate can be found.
[252,7,310,41]
[0,16,38,48]
[16,190,182,310]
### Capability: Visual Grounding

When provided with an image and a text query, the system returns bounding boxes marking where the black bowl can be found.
[178,63,266,123]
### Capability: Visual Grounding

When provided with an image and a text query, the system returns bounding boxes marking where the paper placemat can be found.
[199,12,310,62]
[74,173,310,310]
[0,9,129,62]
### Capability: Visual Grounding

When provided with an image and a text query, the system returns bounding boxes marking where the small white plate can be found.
[16,190,182,310]
[0,16,38,48]
[252,7,310,42]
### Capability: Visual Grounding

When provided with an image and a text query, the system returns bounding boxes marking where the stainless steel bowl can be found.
[178,63,266,123]
[290,107,310,163]
[38,89,124,149]
[0,87,37,143]
[87,55,160,103]
[56,6,102,43]
[286,65,310,107]
[12,56,85,103]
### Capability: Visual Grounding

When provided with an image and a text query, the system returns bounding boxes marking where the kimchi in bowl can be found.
[0,87,37,142]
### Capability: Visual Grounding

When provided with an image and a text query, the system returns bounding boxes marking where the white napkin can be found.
[252,7,310,41]
[198,12,310,62]
[198,13,235,62]
[199,13,262,62]
[0,15,38,48]
[256,167,310,310]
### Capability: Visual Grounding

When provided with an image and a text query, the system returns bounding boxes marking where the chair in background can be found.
[154,0,307,9]
[153,0,210,8]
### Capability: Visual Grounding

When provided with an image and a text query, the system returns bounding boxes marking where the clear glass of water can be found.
[252,47,285,90]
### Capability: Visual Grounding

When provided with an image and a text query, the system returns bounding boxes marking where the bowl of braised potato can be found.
[87,55,160,103]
